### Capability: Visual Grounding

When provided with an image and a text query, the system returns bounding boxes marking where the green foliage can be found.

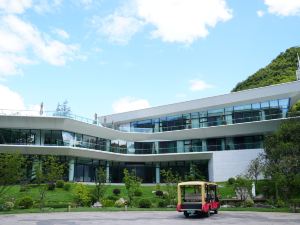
[56,180,64,188]
[227,177,236,185]
[101,199,115,207]
[47,183,56,191]
[18,196,33,209]
[184,163,206,181]
[275,199,286,208]
[157,200,168,208]
[63,183,71,191]
[155,190,163,197]
[3,201,14,211]
[232,46,299,92]
[134,189,142,197]
[123,169,142,206]
[161,169,180,205]
[94,167,107,202]
[243,199,254,207]
[0,153,24,198]
[155,183,161,191]
[45,202,70,208]
[233,176,252,201]
[34,156,65,210]
[138,198,151,208]
[106,195,118,201]
[74,184,91,207]
[113,188,121,196]
[264,119,300,200]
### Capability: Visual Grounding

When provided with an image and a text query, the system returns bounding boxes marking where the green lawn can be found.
[0,182,244,214]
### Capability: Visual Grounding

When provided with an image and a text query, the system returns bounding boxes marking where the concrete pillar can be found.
[221,139,225,151]
[155,163,160,183]
[208,156,214,182]
[261,110,266,120]
[106,161,110,183]
[154,141,159,154]
[68,159,75,182]
[202,139,207,152]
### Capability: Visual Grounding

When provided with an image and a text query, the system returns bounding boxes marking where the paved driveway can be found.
[0,211,300,225]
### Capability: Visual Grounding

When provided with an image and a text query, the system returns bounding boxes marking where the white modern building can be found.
[0,81,300,183]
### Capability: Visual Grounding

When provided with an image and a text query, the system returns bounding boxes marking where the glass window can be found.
[261,101,269,109]
[279,98,290,109]
[252,103,260,110]
[62,131,75,146]
[269,100,278,108]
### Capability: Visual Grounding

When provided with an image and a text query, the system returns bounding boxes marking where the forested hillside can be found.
[232,47,300,92]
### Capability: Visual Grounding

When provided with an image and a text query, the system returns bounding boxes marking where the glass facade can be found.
[0,128,264,153]
[115,98,290,133]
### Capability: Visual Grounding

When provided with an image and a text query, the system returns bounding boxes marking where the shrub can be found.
[134,189,143,197]
[45,202,69,208]
[74,184,91,207]
[115,198,127,208]
[275,199,286,208]
[138,198,151,208]
[18,196,33,209]
[56,180,64,188]
[3,202,14,211]
[243,199,254,207]
[228,177,236,185]
[47,182,56,191]
[63,183,71,191]
[157,200,167,208]
[155,190,163,197]
[19,185,29,192]
[107,195,118,201]
[113,188,121,196]
[102,199,115,207]
[155,183,161,191]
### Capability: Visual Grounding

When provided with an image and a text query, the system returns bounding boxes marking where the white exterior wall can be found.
[209,149,264,182]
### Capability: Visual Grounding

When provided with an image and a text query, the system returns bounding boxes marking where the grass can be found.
[7,182,291,215]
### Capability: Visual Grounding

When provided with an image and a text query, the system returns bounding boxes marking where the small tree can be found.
[94,167,107,202]
[161,169,180,205]
[54,100,71,117]
[123,169,141,206]
[34,156,64,210]
[185,163,206,181]
[233,176,252,201]
[246,154,264,186]
[0,154,24,198]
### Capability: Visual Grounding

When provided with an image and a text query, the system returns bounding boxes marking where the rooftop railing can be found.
[0,139,263,155]
[1,109,300,133]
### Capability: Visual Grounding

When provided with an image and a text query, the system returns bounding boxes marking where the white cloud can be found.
[0,15,80,77]
[175,93,187,98]
[33,0,63,14]
[99,0,232,44]
[257,10,265,17]
[189,79,213,91]
[0,0,32,14]
[112,96,150,113]
[95,12,144,44]
[0,84,42,115]
[0,84,25,110]
[263,0,300,16]
[53,28,69,39]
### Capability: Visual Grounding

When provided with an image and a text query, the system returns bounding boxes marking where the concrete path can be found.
[0,211,300,225]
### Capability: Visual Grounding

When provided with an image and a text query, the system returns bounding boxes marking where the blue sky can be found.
[0,0,300,118]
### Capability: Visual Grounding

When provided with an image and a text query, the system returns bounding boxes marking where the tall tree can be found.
[34,156,64,210]
[93,167,107,202]
[0,153,24,199]
[263,118,300,200]
[123,169,141,206]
